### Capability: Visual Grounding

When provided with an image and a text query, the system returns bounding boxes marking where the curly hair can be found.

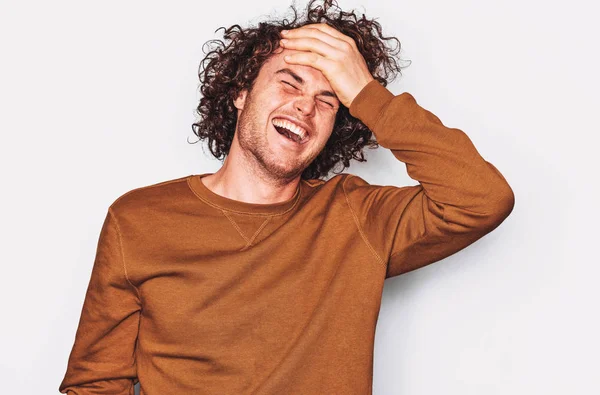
[190,0,410,180]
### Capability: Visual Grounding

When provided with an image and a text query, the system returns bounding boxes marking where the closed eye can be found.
[282,81,334,108]
[282,80,298,90]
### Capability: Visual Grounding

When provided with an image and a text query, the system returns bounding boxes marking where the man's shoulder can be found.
[304,172,358,187]
[108,174,193,216]
[302,172,360,195]
[319,172,372,191]
[301,172,381,204]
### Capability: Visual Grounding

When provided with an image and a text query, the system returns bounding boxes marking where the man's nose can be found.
[294,96,316,116]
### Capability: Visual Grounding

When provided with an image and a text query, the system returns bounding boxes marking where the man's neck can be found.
[200,161,301,205]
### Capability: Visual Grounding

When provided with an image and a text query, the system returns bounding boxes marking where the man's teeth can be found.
[272,119,307,140]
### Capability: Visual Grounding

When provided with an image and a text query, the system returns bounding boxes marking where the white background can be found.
[1,0,598,393]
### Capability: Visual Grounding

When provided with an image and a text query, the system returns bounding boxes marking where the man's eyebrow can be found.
[274,68,339,101]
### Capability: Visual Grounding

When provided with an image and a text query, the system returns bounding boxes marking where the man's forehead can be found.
[265,51,324,80]
[262,50,336,96]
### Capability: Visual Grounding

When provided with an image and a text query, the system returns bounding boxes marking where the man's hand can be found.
[279,23,375,108]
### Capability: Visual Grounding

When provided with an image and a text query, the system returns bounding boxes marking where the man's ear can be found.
[233,88,248,111]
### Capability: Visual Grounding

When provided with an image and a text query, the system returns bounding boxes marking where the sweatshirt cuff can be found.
[348,79,395,131]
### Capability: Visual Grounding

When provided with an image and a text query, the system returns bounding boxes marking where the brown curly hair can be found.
[189,0,410,180]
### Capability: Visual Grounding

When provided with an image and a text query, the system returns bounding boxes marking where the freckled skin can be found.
[231,47,339,182]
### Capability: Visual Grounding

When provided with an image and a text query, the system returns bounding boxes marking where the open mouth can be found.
[272,118,310,145]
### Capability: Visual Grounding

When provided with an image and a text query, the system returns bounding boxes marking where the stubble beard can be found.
[236,106,309,182]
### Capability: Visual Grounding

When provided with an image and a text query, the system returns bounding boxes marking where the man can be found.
[59,1,514,394]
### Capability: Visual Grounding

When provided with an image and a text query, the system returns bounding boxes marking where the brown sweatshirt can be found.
[59,80,515,394]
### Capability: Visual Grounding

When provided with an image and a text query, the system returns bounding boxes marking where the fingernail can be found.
[281,30,289,34]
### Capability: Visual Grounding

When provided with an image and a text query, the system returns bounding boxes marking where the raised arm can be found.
[344,80,515,278]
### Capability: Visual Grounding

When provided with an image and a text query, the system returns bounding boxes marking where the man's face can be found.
[232,47,340,181]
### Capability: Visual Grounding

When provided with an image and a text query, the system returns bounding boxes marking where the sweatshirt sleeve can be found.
[59,208,141,394]
[344,80,515,279]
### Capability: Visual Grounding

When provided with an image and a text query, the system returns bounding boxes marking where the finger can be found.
[281,36,340,59]
[283,25,344,51]
[295,23,355,48]
[284,51,335,73]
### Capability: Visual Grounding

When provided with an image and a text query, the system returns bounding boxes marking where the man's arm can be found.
[344,80,515,278]
[59,208,141,394]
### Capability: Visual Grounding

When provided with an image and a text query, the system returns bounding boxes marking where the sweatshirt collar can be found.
[187,173,303,215]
